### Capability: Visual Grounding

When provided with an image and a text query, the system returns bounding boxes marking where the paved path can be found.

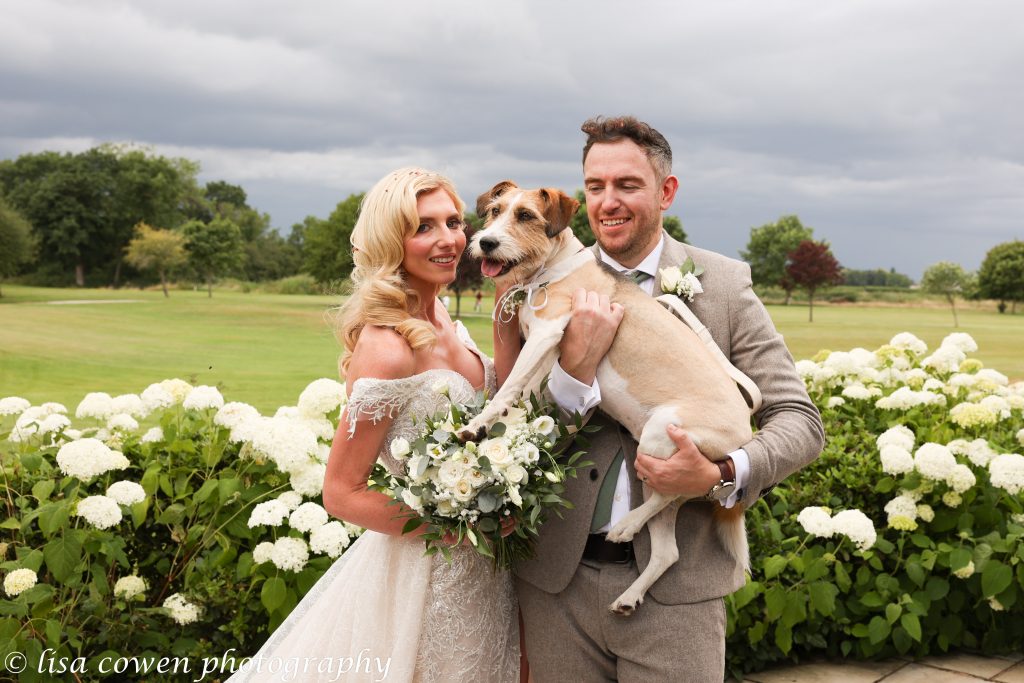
[739,653,1024,683]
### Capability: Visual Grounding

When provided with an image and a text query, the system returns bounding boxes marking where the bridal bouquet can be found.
[373,386,590,568]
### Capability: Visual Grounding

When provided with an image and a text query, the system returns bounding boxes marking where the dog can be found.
[459,180,760,615]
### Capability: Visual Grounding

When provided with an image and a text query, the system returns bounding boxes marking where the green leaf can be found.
[885,602,902,624]
[43,532,83,583]
[402,517,426,535]
[219,477,241,503]
[868,616,891,644]
[31,480,55,502]
[949,547,972,572]
[982,561,1013,598]
[905,561,926,588]
[37,501,70,535]
[156,503,186,525]
[834,562,852,592]
[925,577,949,601]
[774,623,793,654]
[808,582,836,616]
[732,581,761,611]
[764,585,786,621]
[489,422,506,437]
[261,577,287,612]
[0,517,20,530]
[859,591,885,608]
[195,479,219,503]
[900,613,922,642]
[764,555,788,580]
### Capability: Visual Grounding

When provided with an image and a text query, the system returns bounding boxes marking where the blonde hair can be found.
[338,167,465,376]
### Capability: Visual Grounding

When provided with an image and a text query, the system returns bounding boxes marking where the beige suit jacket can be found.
[514,232,825,603]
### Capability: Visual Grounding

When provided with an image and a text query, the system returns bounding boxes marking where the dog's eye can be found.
[516,210,534,221]
[490,207,500,217]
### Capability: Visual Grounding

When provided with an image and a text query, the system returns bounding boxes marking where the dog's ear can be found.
[475,180,518,217]
[539,188,581,237]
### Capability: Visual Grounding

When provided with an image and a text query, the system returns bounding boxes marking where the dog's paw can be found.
[456,421,487,443]
[609,594,643,617]
[606,520,641,543]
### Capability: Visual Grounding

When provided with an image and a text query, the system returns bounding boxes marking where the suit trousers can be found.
[517,559,726,683]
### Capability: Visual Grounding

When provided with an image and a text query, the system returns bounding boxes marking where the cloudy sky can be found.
[2,0,1022,279]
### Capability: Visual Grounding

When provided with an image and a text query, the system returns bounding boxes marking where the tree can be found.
[568,189,688,246]
[741,215,814,304]
[0,197,35,297]
[303,194,364,284]
[842,268,913,288]
[0,146,199,287]
[450,214,485,318]
[978,240,1024,314]
[123,223,187,297]
[921,261,974,327]
[182,217,244,297]
[785,240,842,322]
[204,180,248,209]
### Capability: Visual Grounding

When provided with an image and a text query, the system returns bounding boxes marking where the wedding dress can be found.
[228,322,519,683]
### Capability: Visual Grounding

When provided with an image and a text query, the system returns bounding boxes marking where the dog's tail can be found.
[713,504,749,574]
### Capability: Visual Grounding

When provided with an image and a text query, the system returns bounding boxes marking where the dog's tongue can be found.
[481,259,505,278]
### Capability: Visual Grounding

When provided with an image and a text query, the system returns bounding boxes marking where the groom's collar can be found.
[595,235,666,279]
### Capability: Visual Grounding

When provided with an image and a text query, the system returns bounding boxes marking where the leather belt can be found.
[583,534,633,564]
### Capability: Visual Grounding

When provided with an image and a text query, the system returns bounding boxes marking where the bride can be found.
[228,167,578,682]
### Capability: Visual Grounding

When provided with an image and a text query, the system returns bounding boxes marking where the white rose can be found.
[453,478,476,503]
[436,498,459,517]
[505,464,528,485]
[438,460,464,489]
[480,438,513,467]
[659,267,683,293]
[390,438,411,460]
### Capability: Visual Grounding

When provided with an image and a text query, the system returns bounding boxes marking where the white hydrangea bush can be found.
[733,331,1024,667]
[0,377,362,669]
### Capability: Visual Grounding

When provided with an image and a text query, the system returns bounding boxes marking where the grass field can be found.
[2,284,1021,413]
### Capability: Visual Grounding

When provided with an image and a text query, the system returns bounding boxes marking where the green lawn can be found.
[1,285,1021,413]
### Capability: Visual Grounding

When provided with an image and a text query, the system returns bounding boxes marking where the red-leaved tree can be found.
[785,240,843,322]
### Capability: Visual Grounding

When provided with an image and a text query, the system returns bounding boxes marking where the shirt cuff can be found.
[721,448,750,509]
[549,361,602,414]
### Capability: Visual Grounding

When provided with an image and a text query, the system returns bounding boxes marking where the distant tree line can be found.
[2,146,1020,321]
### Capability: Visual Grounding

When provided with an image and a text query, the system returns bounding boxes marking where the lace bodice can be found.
[346,320,497,475]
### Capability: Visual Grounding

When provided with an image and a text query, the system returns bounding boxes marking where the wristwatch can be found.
[705,460,736,502]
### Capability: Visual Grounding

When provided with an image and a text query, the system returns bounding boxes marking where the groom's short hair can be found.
[581,115,673,180]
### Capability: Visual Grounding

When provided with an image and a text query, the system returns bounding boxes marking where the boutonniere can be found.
[659,257,705,302]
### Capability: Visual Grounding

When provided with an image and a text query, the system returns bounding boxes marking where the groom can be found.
[519,115,825,681]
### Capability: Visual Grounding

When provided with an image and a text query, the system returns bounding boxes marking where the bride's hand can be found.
[499,516,516,538]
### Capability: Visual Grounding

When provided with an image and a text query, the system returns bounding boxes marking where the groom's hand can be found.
[634,425,720,497]
[559,288,624,385]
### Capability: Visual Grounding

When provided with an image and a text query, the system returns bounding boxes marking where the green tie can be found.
[591,448,624,533]
[625,269,652,285]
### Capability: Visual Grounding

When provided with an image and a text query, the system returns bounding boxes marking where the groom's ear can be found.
[538,188,579,237]
[476,180,518,218]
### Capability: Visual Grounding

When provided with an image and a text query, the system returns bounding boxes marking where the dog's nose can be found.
[478,236,499,253]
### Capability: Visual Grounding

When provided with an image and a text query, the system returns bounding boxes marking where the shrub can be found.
[0,379,357,682]
[726,332,1024,676]
[261,274,320,296]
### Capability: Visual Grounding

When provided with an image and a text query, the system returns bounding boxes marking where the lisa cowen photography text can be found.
[372,379,590,568]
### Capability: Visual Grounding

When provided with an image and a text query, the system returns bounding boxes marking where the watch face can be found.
[709,481,736,501]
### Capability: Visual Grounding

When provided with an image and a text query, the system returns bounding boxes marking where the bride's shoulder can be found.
[347,326,416,385]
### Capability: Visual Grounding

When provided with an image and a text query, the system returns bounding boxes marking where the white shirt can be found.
[547,236,750,531]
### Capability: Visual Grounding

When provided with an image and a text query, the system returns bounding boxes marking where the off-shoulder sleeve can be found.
[345,376,419,436]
